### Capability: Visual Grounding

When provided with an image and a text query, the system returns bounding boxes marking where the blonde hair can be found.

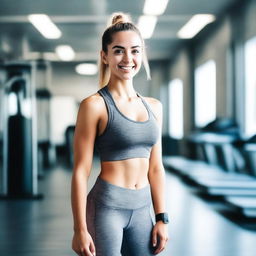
[98,12,151,88]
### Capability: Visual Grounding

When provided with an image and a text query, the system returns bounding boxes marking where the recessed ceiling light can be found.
[177,14,216,39]
[75,63,98,75]
[143,0,169,15]
[137,15,157,39]
[28,14,62,39]
[55,45,75,61]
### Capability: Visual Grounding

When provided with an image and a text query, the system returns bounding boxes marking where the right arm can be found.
[71,96,100,256]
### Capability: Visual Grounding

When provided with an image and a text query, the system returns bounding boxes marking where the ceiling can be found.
[0,0,239,62]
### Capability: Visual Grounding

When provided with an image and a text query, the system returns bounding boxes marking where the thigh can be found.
[94,201,128,256]
[121,205,155,256]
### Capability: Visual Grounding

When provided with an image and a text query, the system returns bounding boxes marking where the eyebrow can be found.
[112,45,141,49]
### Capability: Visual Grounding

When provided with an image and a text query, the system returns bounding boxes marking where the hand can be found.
[152,221,169,255]
[72,230,96,256]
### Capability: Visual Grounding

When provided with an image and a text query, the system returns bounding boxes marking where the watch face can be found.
[163,214,169,224]
[161,213,168,223]
[156,213,169,224]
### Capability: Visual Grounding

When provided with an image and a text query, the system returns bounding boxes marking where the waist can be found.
[89,176,152,209]
[99,158,149,188]
[96,147,152,162]
[100,157,149,168]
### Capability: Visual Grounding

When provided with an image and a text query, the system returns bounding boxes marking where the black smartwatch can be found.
[155,213,169,224]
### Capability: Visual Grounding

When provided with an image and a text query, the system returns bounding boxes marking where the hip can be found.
[87,175,152,210]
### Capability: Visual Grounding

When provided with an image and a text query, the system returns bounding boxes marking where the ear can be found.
[101,50,108,65]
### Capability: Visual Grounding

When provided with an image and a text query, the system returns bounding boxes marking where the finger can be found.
[154,237,166,254]
[152,231,157,247]
[83,248,94,256]
[79,250,88,256]
[89,241,96,256]
[158,246,165,254]
[84,248,95,256]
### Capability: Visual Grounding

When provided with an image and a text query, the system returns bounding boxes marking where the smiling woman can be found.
[71,12,169,256]
[100,30,143,83]
[99,13,151,87]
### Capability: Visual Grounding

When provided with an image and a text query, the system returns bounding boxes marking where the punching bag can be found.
[0,62,42,199]
[7,79,33,196]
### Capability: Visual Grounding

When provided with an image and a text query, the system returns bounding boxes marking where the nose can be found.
[122,51,132,63]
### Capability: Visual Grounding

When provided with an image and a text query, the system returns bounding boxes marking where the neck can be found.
[107,77,137,98]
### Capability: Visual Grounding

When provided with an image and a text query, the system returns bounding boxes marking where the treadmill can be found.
[222,136,256,217]
[164,120,256,193]
[186,133,256,196]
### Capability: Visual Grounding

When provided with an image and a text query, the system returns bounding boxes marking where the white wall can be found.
[195,17,232,118]
[50,62,99,102]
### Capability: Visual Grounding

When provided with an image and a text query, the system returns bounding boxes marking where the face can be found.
[101,30,143,81]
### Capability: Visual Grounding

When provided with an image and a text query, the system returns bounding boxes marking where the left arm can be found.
[147,98,169,255]
[148,100,166,215]
[148,100,165,214]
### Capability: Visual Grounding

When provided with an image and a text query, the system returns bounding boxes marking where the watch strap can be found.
[155,212,169,224]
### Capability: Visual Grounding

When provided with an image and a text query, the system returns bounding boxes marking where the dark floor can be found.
[1,156,256,256]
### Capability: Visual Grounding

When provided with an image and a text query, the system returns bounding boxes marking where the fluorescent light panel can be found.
[75,63,98,75]
[28,14,62,39]
[137,15,157,39]
[177,14,216,39]
[143,0,169,15]
[55,45,75,61]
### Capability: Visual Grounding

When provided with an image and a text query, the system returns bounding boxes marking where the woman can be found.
[71,13,169,256]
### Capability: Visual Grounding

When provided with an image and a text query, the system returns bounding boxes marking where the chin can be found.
[122,75,135,80]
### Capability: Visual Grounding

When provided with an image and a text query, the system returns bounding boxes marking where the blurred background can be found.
[0,0,256,255]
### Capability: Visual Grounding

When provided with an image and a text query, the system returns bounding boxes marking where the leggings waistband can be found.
[89,176,152,209]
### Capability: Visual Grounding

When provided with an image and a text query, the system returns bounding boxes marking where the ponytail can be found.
[98,12,151,88]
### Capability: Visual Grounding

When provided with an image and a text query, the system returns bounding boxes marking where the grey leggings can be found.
[86,176,155,256]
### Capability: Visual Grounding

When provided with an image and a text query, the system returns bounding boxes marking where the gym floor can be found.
[1,156,256,256]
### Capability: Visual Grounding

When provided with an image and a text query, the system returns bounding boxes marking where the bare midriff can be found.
[99,158,150,190]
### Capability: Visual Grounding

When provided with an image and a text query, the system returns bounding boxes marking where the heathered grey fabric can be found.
[94,85,160,161]
[86,176,155,256]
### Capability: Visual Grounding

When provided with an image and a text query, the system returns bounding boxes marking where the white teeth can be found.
[119,66,135,70]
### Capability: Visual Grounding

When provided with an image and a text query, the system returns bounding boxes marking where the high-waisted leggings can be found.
[86,176,156,256]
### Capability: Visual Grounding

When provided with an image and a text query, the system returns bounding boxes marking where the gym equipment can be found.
[35,60,55,175]
[36,88,53,175]
[1,62,42,199]
[163,124,256,218]
[65,125,75,168]
[224,196,256,217]
[0,64,6,194]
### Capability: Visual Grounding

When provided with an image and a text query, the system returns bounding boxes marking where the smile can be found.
[118,65,135,70]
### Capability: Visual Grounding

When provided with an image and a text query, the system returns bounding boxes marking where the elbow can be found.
[73,162,91,178]
[71,168,90,188]
[148,164,165,179]
[149,163,165,174]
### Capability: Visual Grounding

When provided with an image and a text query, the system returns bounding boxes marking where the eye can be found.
[114,49,124,54]
[132,49,140,54]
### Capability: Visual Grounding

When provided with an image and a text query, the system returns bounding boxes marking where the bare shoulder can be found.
[142,96,163,119]
[79,91,104,114]
[143,96,162,108]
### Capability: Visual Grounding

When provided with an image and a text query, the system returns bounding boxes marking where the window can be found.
[245,36,256,137]
[195,60,216,128]
[50,96,77,145]
[168,78,183,139]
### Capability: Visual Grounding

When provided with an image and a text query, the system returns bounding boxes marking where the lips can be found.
[118,65,135,70]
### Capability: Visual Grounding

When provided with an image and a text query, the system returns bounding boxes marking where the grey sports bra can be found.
[94,85,160,161]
